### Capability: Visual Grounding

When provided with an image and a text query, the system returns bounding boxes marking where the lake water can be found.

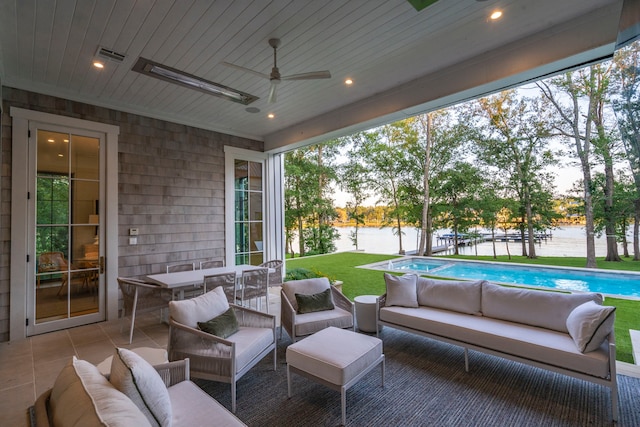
[322,225,611,257]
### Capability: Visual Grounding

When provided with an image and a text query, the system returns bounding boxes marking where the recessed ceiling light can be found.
[93,61,104,69]
[47,139,54,143]
[490,10,503,20]
[57,153,64,157]
[267,113,275,119]
[345,78,353,85]
[245,107,260,114]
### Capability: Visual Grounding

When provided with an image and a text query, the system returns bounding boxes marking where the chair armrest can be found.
[169,319,234,357]
[231,304,276,330]
[154,359,190,387]
[331,286,354,314]
[280,289,296,337]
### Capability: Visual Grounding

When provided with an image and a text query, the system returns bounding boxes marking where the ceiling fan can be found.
[223,38,331,103]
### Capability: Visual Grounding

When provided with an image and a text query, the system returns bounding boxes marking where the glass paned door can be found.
[234,159,264,265]
[30,127,103,332]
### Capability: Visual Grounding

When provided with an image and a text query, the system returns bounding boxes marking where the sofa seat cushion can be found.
[379,307,610,378]
[293,307,354,337]
[173,326,273,373]
[481,282,603,333]
[50,357,151,427]
[167,381,246,426]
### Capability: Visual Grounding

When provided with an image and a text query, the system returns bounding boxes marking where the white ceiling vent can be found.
[95,47,126,63]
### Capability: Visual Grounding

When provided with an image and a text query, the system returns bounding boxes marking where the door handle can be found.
[99,256,105,274]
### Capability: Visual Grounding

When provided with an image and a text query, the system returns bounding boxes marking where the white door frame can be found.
[10,107,119,340]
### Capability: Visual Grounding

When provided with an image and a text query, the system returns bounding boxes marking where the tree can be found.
[340,134,372,250]
[468,90,556,259]
[435,162,484,254]
[538,67,612,267]
[611,40,640,260]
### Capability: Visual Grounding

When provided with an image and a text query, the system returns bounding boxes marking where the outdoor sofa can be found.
[376,274,618,420]
[30,348,245,427]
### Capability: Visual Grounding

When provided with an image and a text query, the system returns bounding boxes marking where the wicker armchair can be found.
[280,277,354,343]
[259,259,283,287]
[117,277,173,344]
[168,287,276,413]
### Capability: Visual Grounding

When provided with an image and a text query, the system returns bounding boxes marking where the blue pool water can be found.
[387,258,640,298]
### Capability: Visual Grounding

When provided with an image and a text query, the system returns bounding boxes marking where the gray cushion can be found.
[384,273,418,307]
[481,282,603,332]
[566,301,616,353]
[416,277,483,315]
[282,278,331,312]
[295,288,335,314]
[198,307,239,338]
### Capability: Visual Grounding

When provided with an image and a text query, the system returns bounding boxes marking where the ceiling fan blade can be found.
[282,70,331,80]
[221,62,270,79]
[268,82,278,104]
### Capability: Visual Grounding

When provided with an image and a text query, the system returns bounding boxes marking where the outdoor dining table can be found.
[145,264,271,300]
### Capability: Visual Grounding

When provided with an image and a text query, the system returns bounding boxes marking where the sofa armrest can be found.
[30,388,52,427]
[154,358,190,387]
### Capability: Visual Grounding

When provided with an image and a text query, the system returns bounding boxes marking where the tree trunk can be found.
[418,114,432,256]
[426,214,433,256]
[519,219,527,257]
[525,185,537,259]
[491,228,497,259]
[634,200,640,261]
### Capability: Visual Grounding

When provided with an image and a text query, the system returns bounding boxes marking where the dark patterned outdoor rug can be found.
[196,328,640,426]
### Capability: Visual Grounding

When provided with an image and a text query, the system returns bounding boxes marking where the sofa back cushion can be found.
[481,282,604,332]
[50,357,151,427]
[169,286,229,327]
[417,278,484,315]
[110,348,172,427]
[384,273,419,307]
[282,277,332,312]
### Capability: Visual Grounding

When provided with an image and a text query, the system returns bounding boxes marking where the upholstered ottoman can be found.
[286,326,384,425]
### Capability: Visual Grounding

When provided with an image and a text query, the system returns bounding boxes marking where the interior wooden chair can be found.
[259,259,283,288]
[117,277,174,343]
[203,271,236,304]
[200,259,225,269]
[239,268,270,313]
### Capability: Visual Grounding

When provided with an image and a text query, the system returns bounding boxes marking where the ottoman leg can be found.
[341,386,346,426]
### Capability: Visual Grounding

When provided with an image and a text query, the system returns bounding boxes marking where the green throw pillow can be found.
[197,307,239,338]
[295,288,334,314]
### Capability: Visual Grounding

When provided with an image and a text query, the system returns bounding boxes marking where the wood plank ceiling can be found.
[0,0,624,148]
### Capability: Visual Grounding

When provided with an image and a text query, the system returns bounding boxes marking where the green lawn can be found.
[285,252,640,363]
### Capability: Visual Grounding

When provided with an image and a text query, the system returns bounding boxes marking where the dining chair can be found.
[166,262,195,273]
[200,259,225,269]
[259,259,283,287]
[203,271,237,304]
[239,268,270,313]
[117,277,174,343]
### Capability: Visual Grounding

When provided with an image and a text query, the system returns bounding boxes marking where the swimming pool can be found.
[373,257,640,298]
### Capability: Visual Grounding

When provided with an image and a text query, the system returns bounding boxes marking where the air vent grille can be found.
[96,47,126,63]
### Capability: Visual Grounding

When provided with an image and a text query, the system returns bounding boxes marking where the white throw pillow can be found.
[110,348,172,427]
[384,273,418,308]
[566,301,616,353]
[169,286,229,327]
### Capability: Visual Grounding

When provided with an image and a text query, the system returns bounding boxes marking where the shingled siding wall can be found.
[0,86,262,341]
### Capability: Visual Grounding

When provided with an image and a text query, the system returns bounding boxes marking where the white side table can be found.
[354,295,380,333]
